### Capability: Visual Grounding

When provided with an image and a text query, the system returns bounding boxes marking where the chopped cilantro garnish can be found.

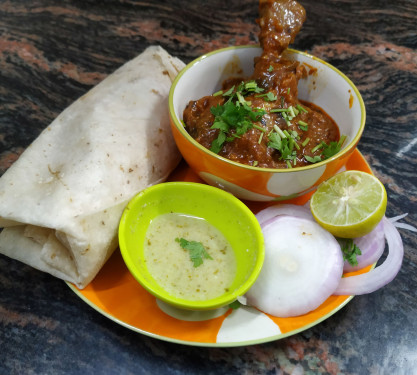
[304,135,346,163]
[304,155,322,163]
[210,130,226,154]
[253,124,267,132]
[206,74,345,165]
[268,65,274,72]
[337,238,362,266]
[222,86,235,97]
[321,141,340,159]
[270,108,289,113]
[256,92,278,102]
[311,143,324,153]
[268,132,283,150]
[321,135,347,159]
[301,137,310,147]
[273,124,286,139]
[268,132,296,162]
[293,139,301,150]
[271,105,300,126]
[298,120,308,131]
[229,300,242,309]
[296,104,308,113]
[175,238,213,267]
[258,132,264,144]
[243,80,264,94]
[209,82,267,153]
[236,92,248,106]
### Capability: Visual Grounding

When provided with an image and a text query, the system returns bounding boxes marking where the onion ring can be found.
[246,215,343,317]
[256,204,314,228]
[333,217,403,295]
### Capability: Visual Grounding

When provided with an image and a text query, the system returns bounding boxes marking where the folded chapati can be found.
[0,46,184,288]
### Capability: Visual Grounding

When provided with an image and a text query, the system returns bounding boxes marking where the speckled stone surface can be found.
[1,1,416,374]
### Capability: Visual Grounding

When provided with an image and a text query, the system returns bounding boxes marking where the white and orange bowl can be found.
[168,45,366,202]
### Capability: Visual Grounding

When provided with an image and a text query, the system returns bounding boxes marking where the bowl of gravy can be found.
[169,46,366,202]
[119,182,264,310]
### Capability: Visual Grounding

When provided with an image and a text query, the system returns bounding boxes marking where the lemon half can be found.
[310,170,387,238]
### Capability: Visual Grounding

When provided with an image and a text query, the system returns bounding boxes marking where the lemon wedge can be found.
[310,170,387,238]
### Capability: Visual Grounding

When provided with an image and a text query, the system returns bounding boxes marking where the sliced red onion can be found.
[389,213,409,222]
[343,220,385,272]
[333,217,403,295]
[389,213,417,232]
[246,215,344,318]
[392,222,417,232]
[256,204,314,228]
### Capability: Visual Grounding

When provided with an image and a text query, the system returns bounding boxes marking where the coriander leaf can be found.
[256,92,278,102]
[235,120,252,136]
[236,92,248,106]
[175,238,213,267]
[267,132,282,151]
[298,120,308,131]
[321,141,342,159]
[208,80,268,154]
[210,104,225,117]
[321,135,347,159]
[210,130,226,153]
[248,107,266,122]
[222,85,235,97]
[211,119,229,132]
[222,101,246,125]
[268,65,274,72]
[305,155,322,163]
[265,92,278,101]
[267,133,294,161]
[229,300,242,310]
[209,100,266,153]
[279,138,293,160]
[311,142,324,153]
[301,137,310,147]
[244,80,264,94]
[296,104,308,113]
[337,238,362,266]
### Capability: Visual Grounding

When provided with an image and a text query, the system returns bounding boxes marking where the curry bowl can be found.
[118,181,264,310]
[169,46,366,201]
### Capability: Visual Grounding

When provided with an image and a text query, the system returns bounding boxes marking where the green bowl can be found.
[118,182,264,310]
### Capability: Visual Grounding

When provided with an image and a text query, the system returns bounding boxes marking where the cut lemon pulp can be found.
[310,170,387,238]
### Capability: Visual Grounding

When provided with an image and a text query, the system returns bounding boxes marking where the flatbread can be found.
[0,46,185,288]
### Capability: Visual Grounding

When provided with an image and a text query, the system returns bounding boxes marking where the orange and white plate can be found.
[67,149,373,347]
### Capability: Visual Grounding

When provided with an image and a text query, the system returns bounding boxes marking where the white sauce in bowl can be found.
[144,213,237,301]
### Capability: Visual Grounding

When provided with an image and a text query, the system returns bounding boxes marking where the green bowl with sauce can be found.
[119,182,264,310]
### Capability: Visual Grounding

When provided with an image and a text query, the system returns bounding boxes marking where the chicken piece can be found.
[257,0,306,55]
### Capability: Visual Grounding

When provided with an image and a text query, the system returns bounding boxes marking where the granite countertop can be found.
[1,0,416,374]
